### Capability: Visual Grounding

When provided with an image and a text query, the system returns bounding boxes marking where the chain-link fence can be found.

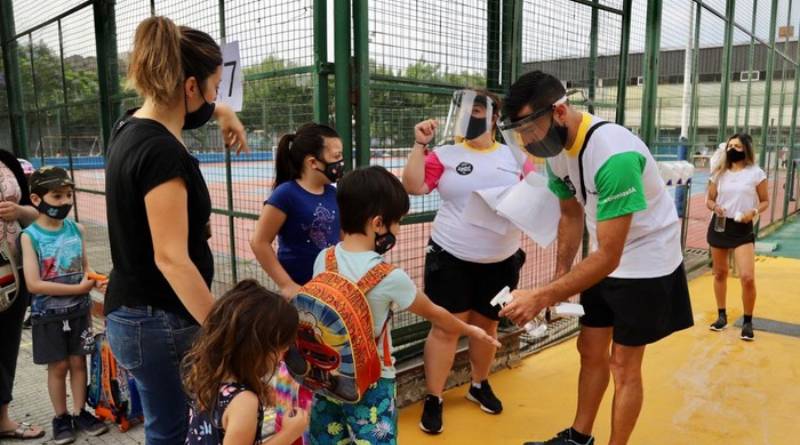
[2,0,800,364]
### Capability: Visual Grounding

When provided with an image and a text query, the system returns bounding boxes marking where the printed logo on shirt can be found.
[456,162,474,175]
[598,186,636,205]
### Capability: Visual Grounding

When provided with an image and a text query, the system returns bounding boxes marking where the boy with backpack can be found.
[20,166,108,444]
[294,166,499,445]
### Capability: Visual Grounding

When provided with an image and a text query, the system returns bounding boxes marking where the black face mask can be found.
[524,117,568,158]
[374,229,396,255]
[38,201,72,220]
[183,83,216,130]
[465,115,488,140]
[316,159,345,183]
[727,148,746,163]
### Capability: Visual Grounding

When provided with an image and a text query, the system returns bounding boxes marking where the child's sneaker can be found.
[740,322,755,341]
[709,314,727,331]
[524,428,595,445]
[419,394,443,434]
[72,409,108,436]
[52,414,75,445]
[466,379,503,414]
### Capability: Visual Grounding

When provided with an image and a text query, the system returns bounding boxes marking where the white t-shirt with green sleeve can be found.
[312,243,417,379]
[546,113,683,279]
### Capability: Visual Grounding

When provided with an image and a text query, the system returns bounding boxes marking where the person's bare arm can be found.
[554,197,584,279]
[500,214,632,325]
[145,178,214,324]
[250,204,300,299]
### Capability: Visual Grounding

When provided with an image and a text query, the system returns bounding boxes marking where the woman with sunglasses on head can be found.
[402,89,533,435]
[706,133,768,341]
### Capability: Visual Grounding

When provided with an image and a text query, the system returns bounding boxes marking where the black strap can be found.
[578,121,612,202]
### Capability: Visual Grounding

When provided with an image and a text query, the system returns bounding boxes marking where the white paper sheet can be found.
[495,173,561,247]
[463,186,513,235]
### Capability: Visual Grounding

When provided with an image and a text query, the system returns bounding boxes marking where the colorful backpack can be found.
[284,247,394,403]
[87,332,143,432]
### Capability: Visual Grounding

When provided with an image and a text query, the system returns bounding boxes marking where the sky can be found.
[8,0,800,75]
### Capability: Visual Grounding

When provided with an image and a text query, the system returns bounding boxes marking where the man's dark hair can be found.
[503,71,567,120]
[337,166,410,235]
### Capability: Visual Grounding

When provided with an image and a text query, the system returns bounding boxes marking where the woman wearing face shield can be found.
[402,89,532,435]
[705,133,768,341]
[103,17,248,444]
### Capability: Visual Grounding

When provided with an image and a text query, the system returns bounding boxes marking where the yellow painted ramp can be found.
[398,256,800,444]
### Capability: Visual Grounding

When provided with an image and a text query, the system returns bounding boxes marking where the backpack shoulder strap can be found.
[578,121,613,203]
[356,262,396,296]
[377,311,393,367]
[324,247,338,273]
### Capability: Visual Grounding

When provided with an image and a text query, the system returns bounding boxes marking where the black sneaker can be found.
[741,322,755,341]
[73,409,108,436]
[22,310,31,329]
[466,380,503,414]
[52,414,75,445]
[524,428,595,445]
[419,394,443,434]
[709,314,727,331]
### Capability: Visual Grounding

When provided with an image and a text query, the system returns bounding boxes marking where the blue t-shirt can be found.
[312,244,417,378]
[23,219,90,321]
[266,181,340,285]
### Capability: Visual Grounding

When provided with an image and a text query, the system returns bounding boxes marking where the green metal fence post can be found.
[313,0,330,124]
[616,0,632,125]
[501,0,522,90]
[353,0,370,168]
[689,2,701,146]
[0,0,29,158]
[334,0,353,171]
[771,1,792,225]
[744,0,758,133]
[511,0,523,82]
[58,19,79,222]
[487,0,501,90]
[640,0,662,148]
[93,0,120,153]
[717,0,735,142]
[783,11,800,220]
[759,0,778,172]
[28,34,44,163]
[681,1,702,253]
[216,0,238,283]
[756,0,779,235]
[587,0,599,115]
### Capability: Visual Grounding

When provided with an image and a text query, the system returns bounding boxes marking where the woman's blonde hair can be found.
[126,16,222,106]
[711,133,756,181]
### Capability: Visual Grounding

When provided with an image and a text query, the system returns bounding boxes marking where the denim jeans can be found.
[106,306,199,445]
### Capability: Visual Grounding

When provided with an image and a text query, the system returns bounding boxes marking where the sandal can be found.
[0,422,45,440]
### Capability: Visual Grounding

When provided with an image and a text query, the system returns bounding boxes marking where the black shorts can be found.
[580,264,694,347]
[32,312,94,365]
[424,240,525,321]
[706,216,755,249]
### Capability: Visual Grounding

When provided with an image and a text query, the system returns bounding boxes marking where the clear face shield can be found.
[498,90,584,158]
[437,90,496,146]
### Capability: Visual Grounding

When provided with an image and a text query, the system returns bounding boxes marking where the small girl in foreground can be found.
[183,280,308,445]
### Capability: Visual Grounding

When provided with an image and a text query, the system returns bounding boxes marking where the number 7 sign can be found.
[219,41,243,112]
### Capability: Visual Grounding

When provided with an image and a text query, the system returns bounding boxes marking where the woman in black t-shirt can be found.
[103,17,248,445]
